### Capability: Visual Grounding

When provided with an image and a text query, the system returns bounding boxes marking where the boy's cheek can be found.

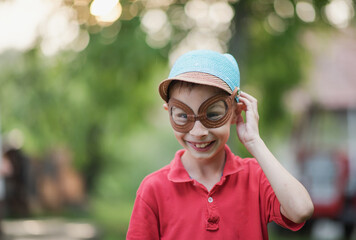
[173,131,185,141]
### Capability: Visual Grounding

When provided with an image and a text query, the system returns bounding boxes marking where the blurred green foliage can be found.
[0,18,174,237]
[0,0,353,238]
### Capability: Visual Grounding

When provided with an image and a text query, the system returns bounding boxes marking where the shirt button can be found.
[208,197,213,203]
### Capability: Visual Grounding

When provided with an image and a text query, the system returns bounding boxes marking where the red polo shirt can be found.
[127,145,304,240]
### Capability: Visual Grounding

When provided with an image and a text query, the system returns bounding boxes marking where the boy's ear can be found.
[236,102,245,112]
[231,104,238,124]
[163,103,168,111]
[231,112,237,124]
[231,102,244,124]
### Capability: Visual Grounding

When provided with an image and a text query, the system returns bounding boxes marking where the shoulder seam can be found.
[137,193,159,219]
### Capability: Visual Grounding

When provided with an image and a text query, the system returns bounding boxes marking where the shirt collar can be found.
[167,145,244,183]
[222,144,245,177]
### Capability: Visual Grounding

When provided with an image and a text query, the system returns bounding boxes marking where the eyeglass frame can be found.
[167,87,239,133]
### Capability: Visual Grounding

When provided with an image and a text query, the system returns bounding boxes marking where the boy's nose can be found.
[189,120,208,137]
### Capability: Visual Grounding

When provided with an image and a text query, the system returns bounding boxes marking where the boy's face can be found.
[167,83,236,162]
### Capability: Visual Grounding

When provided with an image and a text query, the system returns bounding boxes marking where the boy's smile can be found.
[186,140,215,152]
[168,83,236,163]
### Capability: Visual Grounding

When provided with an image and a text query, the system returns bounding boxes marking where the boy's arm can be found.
[235,91,314,224]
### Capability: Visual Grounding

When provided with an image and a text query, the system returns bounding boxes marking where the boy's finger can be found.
[238,96,259,122]
[240,91,259,118]
[240,91,257,103]
[238,97,253,116]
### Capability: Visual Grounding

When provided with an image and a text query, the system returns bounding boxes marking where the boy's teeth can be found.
[195,143,210,148]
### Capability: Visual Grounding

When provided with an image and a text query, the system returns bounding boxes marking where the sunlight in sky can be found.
[296,1,316,23]
[95,3,122,24]
[0,0,81,56]
[90,0,122,24]
[166,0,235,64]
[274,0,294,18]
[0,0,55,53]
[267,13,287,34]
[1,0,354,58]
[141,9,171,48]
[325,0,354,28]
[90,0,117,16]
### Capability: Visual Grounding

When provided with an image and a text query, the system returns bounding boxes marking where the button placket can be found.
[206,194,219,231]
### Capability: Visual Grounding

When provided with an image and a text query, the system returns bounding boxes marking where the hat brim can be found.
[158,72,232,102]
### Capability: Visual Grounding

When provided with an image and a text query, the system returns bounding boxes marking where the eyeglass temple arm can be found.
[231,87,240,101]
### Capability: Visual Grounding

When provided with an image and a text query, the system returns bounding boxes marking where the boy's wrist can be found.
[244,137,265,156]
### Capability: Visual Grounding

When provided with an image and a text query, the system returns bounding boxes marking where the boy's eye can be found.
[207,112,223,120]
[206,101,227,121]
[177,113,187,119]
[171,107,188,125]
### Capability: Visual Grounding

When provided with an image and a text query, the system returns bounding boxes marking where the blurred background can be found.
[0,0,355,239]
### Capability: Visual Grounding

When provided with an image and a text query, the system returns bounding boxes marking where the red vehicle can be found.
[294,106,356,238]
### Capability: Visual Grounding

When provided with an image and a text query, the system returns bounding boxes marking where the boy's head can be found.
[158,50,241,160]
[158,49,240,103]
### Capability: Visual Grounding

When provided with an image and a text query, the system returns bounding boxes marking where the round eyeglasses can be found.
[168,87,239,133]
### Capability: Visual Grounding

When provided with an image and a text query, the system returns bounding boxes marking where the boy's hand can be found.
[235,91,261,150]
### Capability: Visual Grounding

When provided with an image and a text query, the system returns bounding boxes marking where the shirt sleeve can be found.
[259,170,305,231]
[126,194,160,240]
[271,197,305,231]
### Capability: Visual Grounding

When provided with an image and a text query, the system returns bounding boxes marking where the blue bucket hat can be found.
[158,49,240,102]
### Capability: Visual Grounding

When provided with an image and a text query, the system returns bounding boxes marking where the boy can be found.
[126,50,314,239]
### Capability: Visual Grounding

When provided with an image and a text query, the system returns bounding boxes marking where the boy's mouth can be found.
[195,142,210,148]
[187,141,215,152]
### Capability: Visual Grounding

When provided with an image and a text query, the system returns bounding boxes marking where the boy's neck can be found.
[181,150,226,191]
